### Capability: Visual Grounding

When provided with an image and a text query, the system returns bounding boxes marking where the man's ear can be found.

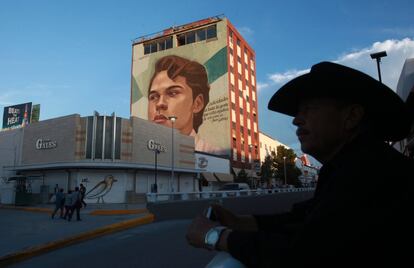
[192,94,204,113]
[344,104,365,131]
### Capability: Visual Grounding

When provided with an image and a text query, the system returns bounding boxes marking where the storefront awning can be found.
[201,172,218,182]
[214,172,234,182]
[213,173,234,182]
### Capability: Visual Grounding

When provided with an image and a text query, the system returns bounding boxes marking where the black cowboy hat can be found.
[268,61,411,141]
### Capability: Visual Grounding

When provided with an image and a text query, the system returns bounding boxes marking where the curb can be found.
[0,205,148,215]
[89,208,148,215]
[0,213,155,267]
[0,205,53,213]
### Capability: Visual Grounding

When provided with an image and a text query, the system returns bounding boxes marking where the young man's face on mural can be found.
[148,70,204,135]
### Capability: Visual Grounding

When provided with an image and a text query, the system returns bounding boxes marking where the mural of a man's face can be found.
[148,70,204,135]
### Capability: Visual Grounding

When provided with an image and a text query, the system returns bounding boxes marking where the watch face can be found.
[207,229,219,245]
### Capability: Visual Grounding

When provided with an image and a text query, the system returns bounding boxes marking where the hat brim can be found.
[268,63,411,141]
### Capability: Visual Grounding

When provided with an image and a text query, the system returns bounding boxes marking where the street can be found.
[10,219,216,268]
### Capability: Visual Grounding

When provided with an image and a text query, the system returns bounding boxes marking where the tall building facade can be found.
[259,131,289,163]
[130,15,259,170]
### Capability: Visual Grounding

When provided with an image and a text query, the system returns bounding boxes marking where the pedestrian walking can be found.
[69,187,82,221]
[63,190,73,220]
[51,188,65,219]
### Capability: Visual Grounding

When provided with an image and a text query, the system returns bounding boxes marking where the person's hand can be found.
[210,204,258,231]
[209,204,239,228]
[186,215,219,249]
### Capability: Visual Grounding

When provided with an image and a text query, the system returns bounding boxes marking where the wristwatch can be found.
[204,226,227,250]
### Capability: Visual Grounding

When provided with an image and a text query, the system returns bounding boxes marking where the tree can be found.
[235,168,248,184]
[260,155,273,184]
[273,145,302,187]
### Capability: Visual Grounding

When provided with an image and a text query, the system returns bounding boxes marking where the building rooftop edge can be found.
[132,14,225,45]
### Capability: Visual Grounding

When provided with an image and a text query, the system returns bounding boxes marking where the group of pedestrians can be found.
[51,183,87,222]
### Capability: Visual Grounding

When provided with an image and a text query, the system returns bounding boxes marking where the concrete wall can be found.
[131,117,195,169]
[22,115,78,164]
[0,128,23,178]
[147,191,314,221]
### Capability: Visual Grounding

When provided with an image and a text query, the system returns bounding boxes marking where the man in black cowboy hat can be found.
[186,62,413,267]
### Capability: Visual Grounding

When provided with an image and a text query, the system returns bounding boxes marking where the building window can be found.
[239,107,244,114]
[231,103,236,110]
[143,37,173,55]
[237,39,241,46]
[229,48,233,55]
[230,84,235,91]
[232,122,236,129]
[177,34,186,46]
[207,25,217,39]
[86,115,121,160]
[196,29,206,41]
[240,126,244,133]
[177,25,217,47]
[233,137,237,147]
[187,31,196,44]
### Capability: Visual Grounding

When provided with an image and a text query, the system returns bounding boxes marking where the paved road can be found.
[0,209,141,257]
[10,219,216,268]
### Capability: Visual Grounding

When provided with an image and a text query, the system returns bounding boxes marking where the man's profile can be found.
[147,55,223,155]
[186,61,413,267]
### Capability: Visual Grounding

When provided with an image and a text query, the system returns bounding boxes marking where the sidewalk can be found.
[0,203,154,266]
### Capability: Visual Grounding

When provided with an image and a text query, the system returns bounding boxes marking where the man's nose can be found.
[155,96,168,111]
[292,113,304,126]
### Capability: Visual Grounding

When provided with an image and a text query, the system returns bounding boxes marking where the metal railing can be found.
[146,187,315,203]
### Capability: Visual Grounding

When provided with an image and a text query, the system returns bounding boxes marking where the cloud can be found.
[268,69,309,85]
[259,38,414,92]
[336,38,414,90]
[257,82,270,91]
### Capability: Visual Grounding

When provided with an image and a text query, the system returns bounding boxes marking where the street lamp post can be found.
[248,144,254,188]
[168,116,177,193]
[370,51,387,83]
[283,156,287,186]
[153,149,160,193]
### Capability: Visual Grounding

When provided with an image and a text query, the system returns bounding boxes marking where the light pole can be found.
[370,51,387,83]
[283,156,287,186]
[152,149,160,193]
[168,116,177,192]
[248,144,254,188]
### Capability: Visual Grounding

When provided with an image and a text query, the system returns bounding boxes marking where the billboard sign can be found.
[2,102,32,129]
[131,21,230,156]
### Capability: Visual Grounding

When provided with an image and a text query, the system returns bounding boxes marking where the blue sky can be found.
[1,0,414,165]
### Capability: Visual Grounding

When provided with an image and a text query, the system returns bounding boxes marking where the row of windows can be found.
[143,25,217,55]
[144,37,173,55]
[228,30,255,64]
[177,25,217,46]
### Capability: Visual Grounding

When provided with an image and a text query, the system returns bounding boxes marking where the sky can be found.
[1,0,414,166]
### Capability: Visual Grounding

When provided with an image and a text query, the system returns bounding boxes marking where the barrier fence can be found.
[146,187,315,203]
